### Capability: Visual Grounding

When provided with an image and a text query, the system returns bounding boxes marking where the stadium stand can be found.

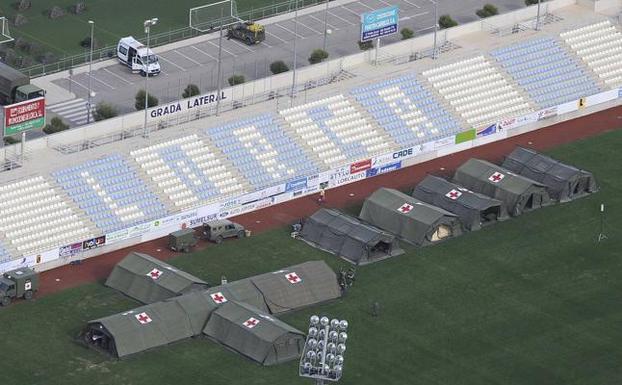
[279,95,394,168]
[130,134,246,209]
[423,56,532,127]
[350,74,464,146]
[206,115,320,189]
[560,20,622,88]
[491,37,601,108]
[0,176,94,253]
[52,154,168,234]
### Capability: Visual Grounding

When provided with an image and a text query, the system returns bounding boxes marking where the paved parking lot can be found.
[45,0,525,126]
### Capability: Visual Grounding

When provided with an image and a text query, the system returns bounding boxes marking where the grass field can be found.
[1,128,622,385]
[0,0,287,60]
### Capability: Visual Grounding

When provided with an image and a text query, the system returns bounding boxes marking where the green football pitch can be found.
[1,128,621,385]
[0,0,284,58]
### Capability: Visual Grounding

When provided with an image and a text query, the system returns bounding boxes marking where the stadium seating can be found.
[53,154,168,234]
[206,115,319,189]
[131,135,246,208]
[491,37,601,108]
[350,74,463,146]
[279,95,393,168]
[423,56,532,127]
[0,176,94,254]
[560,20,622,88]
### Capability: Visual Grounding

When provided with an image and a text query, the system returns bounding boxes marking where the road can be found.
[43,0,526,126]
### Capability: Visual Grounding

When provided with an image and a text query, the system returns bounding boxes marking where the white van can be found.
[116,36,161,76]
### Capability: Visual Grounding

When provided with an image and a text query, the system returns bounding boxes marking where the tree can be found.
[182,84,200,98]
[308,49,329,64]
[134,89,158,110]
[43,117,69,134]
[476,4,499,18]
[438,15,458,29]
[358,40,374,51]
[92,102,118,121]
[400,28,414,40]
[227,74,245,86]
[270,60,289,74]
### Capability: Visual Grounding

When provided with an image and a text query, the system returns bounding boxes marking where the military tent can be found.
[207,279,271,314]
[359,188,463,246]
[249,260,342,314]
[501,147,598,202]
[105,252,209,304]
[453,159,551,216]
[83,290,216,358]
[299,209,403,265]
[203,301,305,366]
[412,175,509,231]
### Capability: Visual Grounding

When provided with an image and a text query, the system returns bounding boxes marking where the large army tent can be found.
[359,188,463,246]
[299,209,403,265]
[203,301,305,366]
[249,260,342,314]
[412,175,509,231]
[83,290,217,358]
[501,147,598,202]
[105,252,209,304]
[453,159,551,216]
[206,279,271,314]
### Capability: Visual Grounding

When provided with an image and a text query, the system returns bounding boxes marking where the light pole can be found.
[290,0,299,106]
[432,0,439,59]
[143,17,158,138]
[322,0,329,51]
[86,20,94,124]
[299,315,348,384]
[535,0,542,31]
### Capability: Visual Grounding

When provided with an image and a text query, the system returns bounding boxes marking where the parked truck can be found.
[226,22,265,45]
[117,36,161,76]
[168,228,198,252]
[0,62,46,105]
[0,267,39,306]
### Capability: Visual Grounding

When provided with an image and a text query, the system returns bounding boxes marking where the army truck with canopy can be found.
[168,228,199,252]
[227,22,265,45]
[0,62,45,105]
[0,267,39,306]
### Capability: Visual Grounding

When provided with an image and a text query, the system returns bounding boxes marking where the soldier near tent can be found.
[359,188,463,246]
[299,208,403,265]
[412,175,509,231]
[453,159,551,217]
[501,147,598,202]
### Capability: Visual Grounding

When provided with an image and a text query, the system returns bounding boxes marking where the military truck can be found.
[168,228,198,252]
[203,219,246,244]
[0,267,39,306]
[226,22,265,45]
[0,62,45,105]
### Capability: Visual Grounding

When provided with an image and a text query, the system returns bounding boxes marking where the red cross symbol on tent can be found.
[488,172,505,183]
[285,272,302,284]
[210,292,228,304]
[135,312,152,325]
[146,268,162,280]
[397,203,413,214]
[243,317,260,329]
[445,189,462,200]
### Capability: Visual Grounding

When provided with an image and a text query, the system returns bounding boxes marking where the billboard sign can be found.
[3,97,45,136]
[360,6,399,41]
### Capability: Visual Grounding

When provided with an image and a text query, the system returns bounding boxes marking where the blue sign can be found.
[285,177,308,192]
[366,161,401,177]
[361,6,399,41]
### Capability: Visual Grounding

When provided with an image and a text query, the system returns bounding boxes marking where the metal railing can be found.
[20,0,330,78]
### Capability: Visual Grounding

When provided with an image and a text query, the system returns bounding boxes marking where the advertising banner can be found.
[537,106,558,121]
[285,177,308,192]
[360,6,399,41]
[498,112,538,131]
[366,161,401,177]
[476,123,497,137]
[82,235,106,250]
[3,97,45,136]
[455,129,476,143]
[59,242,83,258]
[349,159,372,174]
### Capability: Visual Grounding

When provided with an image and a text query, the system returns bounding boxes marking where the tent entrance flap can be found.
[369,241,391,258]
[480,206,500,225]
[83,324,116,357]
[431,225,451,242]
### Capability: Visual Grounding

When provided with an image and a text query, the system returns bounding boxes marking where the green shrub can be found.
[400,28,414,40]
[92,102,118,121]
[134,89,158,110]
[476,4,499,18]
[525,0,541,5]
[269,60,289,74]
[43,117,69,134]
[308,49,329,64]
[182,84,200,98]
[358,40,374,51]
[439,15,458,29]
[227,74,245,86]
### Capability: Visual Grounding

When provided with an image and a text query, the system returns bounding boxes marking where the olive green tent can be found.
[249,260,342,314]
[105,252,209,304]
[359,188,463,246]
[501,147,598,202]
[453,159,551,216]
[83,290,217,358]
[207,279,271,314]
[412,175,509,231]
[299,209,403,265]
[203,300,305,366]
